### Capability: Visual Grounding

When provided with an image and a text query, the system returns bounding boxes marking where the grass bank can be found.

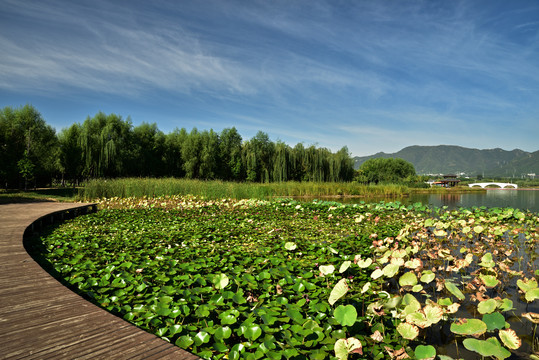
[0,188,78,203]
[79,178,410,200]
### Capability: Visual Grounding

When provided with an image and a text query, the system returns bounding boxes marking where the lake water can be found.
[408,189,539,212]
[300,189,539,213]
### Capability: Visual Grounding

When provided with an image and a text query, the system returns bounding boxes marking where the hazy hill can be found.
[353,145,538,177]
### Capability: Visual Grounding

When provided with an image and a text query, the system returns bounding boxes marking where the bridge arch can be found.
[468,182,518,189]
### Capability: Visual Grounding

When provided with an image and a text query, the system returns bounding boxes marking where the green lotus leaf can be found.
[219,309,239,325]
[445,281,465,300]
[412,284,423,292]
[329,278,348,306]
[420,270,435,284]
[406,312,428,328]
[244,324,262,341]
[401,293,421,317]
[478,299,498,314]
[193,331,211,346]
[525,288,539,302]
[438,298,453,306]
[361,282,371,294]
[463,338,511,359]
[479,274,499,288]
[334,304,358,326]
[320,265,335,276]
[517,278,538,293]
[357,258,373,268]
[334,337,363,360]
[479,253,495,268]
[392,249,407,258]
[175,334,194,348]
[382,263,400,278]
[498,298,513,312]
[168,324,183,336]
[414,345,436,360]
[214,326,232,340]
[339,261,352,273]
[399,272,418,287]
[213,342,228,353]
[397,322,419,340]
[371,268,384,280]
[212,273,229,289]
[284,242,297,251]
[424,304,444,326]
[499,329,521,350]
[450,318,487,336]
[473,225,484,233]
[482,312,505,331]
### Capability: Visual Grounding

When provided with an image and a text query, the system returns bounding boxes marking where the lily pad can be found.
[319,265,335,276]
[420,270,435,284]
[414,345,436,360]
[334,304,358,326]
[339,261,352,273]
[399,272,418,287]
[525,288,539,302]
[284,242,297,251]
[482,312,505,331]
[499,329,521,350]
[334,337,363,360]
[450,318,487,336]
[357,258,373,268]
[212,273,229,289]
[477,299,498,314]
[516,278,538,293]
[329,278,348,306]
[371,268,384,280]
[382,263,400,278]
[463,338,511,359]
[397,322,419,340]
[479,274,499,288]
[479,253,495,268]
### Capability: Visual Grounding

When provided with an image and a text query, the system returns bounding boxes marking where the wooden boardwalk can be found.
[0,202,199,360]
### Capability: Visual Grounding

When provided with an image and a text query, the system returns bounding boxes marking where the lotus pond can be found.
[33,196,539,359]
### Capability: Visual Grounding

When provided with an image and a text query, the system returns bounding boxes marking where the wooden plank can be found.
[0,203,199,359]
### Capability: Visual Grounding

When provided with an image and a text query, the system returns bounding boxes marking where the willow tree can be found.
[273,141,290,182]
[57,123,83,185]
[359,158,416,184]
[79,112,132,178]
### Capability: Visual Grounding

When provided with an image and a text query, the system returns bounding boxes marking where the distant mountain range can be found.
[353,145,539,177]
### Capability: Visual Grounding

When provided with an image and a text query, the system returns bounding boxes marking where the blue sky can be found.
[1,0,538,156]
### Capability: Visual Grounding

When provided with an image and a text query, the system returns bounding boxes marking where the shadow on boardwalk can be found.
[0,202,199,359]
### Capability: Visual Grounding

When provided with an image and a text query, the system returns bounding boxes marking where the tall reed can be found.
[79,178,411,200]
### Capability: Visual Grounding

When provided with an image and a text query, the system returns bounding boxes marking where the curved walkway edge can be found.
[0,202,199,360]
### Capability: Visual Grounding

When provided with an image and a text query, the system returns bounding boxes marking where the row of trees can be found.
[1,105,358,188]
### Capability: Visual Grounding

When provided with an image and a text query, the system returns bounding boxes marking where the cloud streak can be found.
[1,0,538,156]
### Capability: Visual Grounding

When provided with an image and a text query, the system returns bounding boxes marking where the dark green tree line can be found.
[0,105,356,188]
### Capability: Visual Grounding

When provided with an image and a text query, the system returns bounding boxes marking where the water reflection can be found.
[294,189,539,213]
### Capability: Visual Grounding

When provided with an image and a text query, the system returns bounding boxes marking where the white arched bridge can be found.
[468,182,518,189]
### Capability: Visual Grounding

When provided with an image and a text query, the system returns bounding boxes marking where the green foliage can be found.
[79,178,411,200]
[32,196,539,359]
[0,104,58,188]
[357,158,415,185]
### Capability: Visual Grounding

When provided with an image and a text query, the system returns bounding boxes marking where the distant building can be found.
[431,174,461,188]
